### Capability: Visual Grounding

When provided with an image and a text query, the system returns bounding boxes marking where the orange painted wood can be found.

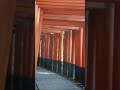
[63,31,74,64]
[35,7,43,71]
[37,2,85,7]
[38,40,42,58]
[51,34,54,59]
[43,14,85,22]
[42,29,62,33]
[43,9,85,16]
[44,36,46,58]
[46,35,49,58]
[56,34,59,60]
[63,31,68,62]
[69,31,73,64]
[53,34,58,60]
[48,35,50,58]
[43,19,85,27]
[41,34,52,59]
[41,38,44,58]
[71,31,76,65]
[56,34,58,60]
[58,34,60,60]
[43,37,46,58]
[52,35,55,59]
[36,0,85,10]
[36,0,85,3]
[82,28,85,67]
[75,30,83,67]
[66,30,72,63]
[49,35,54,59]
[43,25,73,31]
[67,31,70,63]
[58,33,62,61]
[41,39,43,58]
[0,0,16,89]
[52,34,55,59]
[38,4,85,10]
[44,35,47,58]
[41,33,63,61]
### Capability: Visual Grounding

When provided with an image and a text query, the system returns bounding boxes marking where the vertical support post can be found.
[0,0,16,90]
[35,5,43,71]
[14,23,24,90]
[113,3,120,90]
[86,7,114,90]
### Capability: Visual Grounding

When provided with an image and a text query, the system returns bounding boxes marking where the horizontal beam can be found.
[42,29,63,33]
[43,14,85,22]
[38,5,85,10]
[43,25,79,30]
[43,26,68,31]
[36,2,85,7]
[43,19,85,27]
[43,9,85,16]
[36,0,85,3]
[36,0,85,9]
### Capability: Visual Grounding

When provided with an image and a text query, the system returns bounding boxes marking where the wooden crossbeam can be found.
[43,9,85,16]
[42,29,63,33]
[36,0,85,9]
[36,0,85,3]
[36,2,85,7]
[43,19,85,27]
[43,14,85,22]
[38,5,85,10]
[43,25,79,30]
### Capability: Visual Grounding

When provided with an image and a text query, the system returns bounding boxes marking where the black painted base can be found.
[38,58,85,85]
[63,61,68,75]
[75,65,85,85]
[53,60,58,72]
[5,74,35,90]
[58,61,62,74]
[67,62,74,78]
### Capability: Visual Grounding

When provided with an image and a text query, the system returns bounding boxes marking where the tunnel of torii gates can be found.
[0,0,120,90]
[36,1,120,90]
[35,0,86,88]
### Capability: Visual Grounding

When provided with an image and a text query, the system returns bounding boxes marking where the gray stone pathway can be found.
[35,67,82,90]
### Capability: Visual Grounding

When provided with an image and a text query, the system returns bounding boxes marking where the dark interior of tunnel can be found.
[5,1,35,90]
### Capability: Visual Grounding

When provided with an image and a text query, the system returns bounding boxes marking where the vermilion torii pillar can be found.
[0,0,16,90]
[35,4,43,71]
